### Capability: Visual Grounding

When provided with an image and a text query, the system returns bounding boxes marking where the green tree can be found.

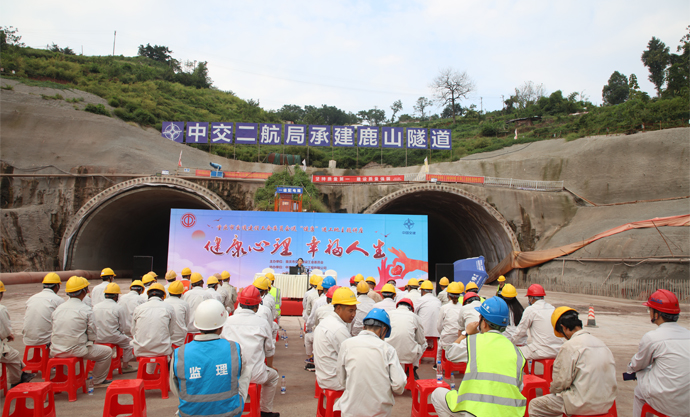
[47,43,76,55]
[357,107,386,126]
[602,71,629,105]
[253,166,328,212]
[276,104,305,123]
[137,44,174,64]
[0,26,25,48]
[442,103,463,119]
[641,37,670,96]
[413,97,433,120]
[664,26,690,98]
[390,100,402,123]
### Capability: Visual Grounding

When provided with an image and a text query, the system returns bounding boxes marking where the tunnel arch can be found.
[364,184,520,282]
[60,177,230,273]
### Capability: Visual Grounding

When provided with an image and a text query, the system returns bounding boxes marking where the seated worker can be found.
[497,284,526,345]
[218,270,237,314]
[118,280,145,337]
[303,275,323,371]
[22,272,64,348]
[416,280,442,346]
[464,281,484,302]
[436,277,451,305]
[351,281,375,336]
[365,276,383,303]
[91,267,116,306]
[372,283,397,311]
[507,284,562,359]
[163,270,177,296]
[436,282,464,367]
[459,292,482,333]
[386,298,427,380]
[0,280,37,387]
[404,278,422,304]
[131,283,176,358]
[164,281,191,348]
[92,283,136,372]
[182,273,212,333]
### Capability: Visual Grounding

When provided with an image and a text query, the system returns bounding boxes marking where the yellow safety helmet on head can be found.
[0,280,5,292]
[332,287,361,306]
[354,274,364,283]
[181,267,192,276]
[501,284,518,298]
[148,271,158,278]
[420,281,434,291]
[309,275,321,286]
[253,277,269,291]
[356,281,370,294]
[142,274,156,285]
[43,272,61,284]
[221,271,231,280]
[147,283,167,299]
[104,283,121,294]
[190,272,204,284]
[168,281,185,295]
[101,267,116,277]
[381,283,397,294]
[317,283,324,291]
[207,276,219,285]
[407,278,419,287]
[265,272,275,282]
[439,277,450,286]
[66,276,89,293]
[447,282,464,294]
[497,275,506,282]
[130,280,144,288]
[365,276,376,284]
[551,306,577,337]
[165,270,177,281]
[466,282,479,291]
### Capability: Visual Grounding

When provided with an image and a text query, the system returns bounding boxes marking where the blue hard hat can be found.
[475,296,510,327]
[363,308,392,337]
[321,276,336,290]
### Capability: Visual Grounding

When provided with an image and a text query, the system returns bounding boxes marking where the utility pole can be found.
[480,97,483,113]
[112,31,116,56]
[501,95,504,111]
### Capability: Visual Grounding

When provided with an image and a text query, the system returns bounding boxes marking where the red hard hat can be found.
[644,289,680,314]
[396,298,415,312]
[326,285,341,299]
[463,292,481,304]
[238,286,262,306]
[349,276,356,285]
[526,284,546,297]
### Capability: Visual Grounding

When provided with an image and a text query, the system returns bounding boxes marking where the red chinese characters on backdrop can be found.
[306,236,321,258]
[345,240,370,257]
[271,237,293,256]
[325,238,344,257]
[372,239,386,259]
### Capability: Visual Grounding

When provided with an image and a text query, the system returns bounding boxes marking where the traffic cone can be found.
[586,304,598,328]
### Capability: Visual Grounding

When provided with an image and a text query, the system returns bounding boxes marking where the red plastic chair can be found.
[641,403,669,417]
[316,388,344,417]
[411,379,450,417]
[314,379,322,399]
[184,333,199,344]
[135,356,169,399]
[1,381,56,417]
[22,345,50,377]
[403,363,415,391]
[241,382,262,417]
[87,344,124,380]
[46,357,87,402]
[529,358,555,386]
[441,350,467,378]
[0,363,7,397]
[567,401,618,417]
[522,374,550,417]
[102,379,147,417]
[421,337,438,360]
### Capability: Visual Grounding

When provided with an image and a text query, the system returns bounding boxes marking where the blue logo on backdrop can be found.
[404,219,415,230]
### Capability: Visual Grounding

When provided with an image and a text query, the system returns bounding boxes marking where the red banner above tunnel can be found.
[312,175,405,183]
[426,174,484,184]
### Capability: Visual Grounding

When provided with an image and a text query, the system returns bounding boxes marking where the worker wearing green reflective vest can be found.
[266,272,282,322]
[431,296,527,417]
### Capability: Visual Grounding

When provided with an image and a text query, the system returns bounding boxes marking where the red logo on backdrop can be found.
[181,213,196,228]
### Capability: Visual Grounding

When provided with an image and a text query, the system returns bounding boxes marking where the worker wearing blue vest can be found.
[431,296,527,417]
[171,299,250,417]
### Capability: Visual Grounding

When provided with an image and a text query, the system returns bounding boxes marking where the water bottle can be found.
[299,327,304,339]
[280,375,286,394]
[87,376,94,395]
[436,361,443,384]
[450,373,456,390]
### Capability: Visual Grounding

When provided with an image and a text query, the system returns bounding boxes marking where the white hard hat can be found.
[193,299,228,331]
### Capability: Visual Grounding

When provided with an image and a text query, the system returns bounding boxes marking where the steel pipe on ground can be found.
[0,270,132,285]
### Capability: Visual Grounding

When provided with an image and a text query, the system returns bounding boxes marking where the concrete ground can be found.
[1,280,688,416]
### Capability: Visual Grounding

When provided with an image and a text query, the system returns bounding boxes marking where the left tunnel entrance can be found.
[60,177,230,274]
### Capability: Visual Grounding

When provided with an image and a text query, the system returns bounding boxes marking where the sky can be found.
[3,1,688,117]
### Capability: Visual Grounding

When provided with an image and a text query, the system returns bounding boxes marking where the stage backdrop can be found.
[168,209,428,289]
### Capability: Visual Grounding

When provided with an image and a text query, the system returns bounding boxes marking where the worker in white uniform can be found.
[206,276,223,302]
[351,281,375,336]
[118,280,145,337]
[405,278,422,304]
[179,267,192,293]
[140,273,157,302]
[627,289,690,417]
[307,277,336,330]
[335,308,407,417]
[261,275,278,322]
[459,292,482,333]
[22,272,64,348]
[221,286,280,417]
[218,270,237,314]
[92,283,136,372]
[253,277,279,342]
[313,287,359,390]
[528,307,617,417]
[436,282,464,366]
[182,272,212,333]
[50,276,112,387]
[91,267,116,306]
[0,280,37,387]
[304,277,325,371]
[386,298,427,380]
[508,284,563,359]
[416,280,442,345]
[303,275,322,323]
[131,283,176,358]
[163,270,177,296]
[497,284,527,345]
[372,283,397,312]
[310,286,340,331]
[436,277,451,305]
[164,281,191,348]
[464,282,484,302]
[365,276,383,303]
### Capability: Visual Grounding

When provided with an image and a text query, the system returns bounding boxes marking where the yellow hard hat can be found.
[147,283,166,298]
[165,270,177,281]
[551,306,577,338]
[168,281,185,295]
[317,283,324,291]
[142,274,156,284]
[439,277,450,286]
[381,283,397,293]
[43,272,61,284]
[332,287,361,305]
[354,274,364,283]
[501,284,518,298]
[130,280,144,290]
[221,271,231,280]
[309,275,321,286]
[265,272,275,282]
[0,280,5,292]
[356,281,370,294]
[253,277,269,291]
[497,275,506,282]
[421,281,434,290]
[190,272,204,284]
[407,278,419,287]
[101,267,116,277]
[466,282,479,291]
[148,271,158,278]
[447,282,464,294]
[66,276,89,293]
[365,276,376,284]
[207,276,219,285]
[181,267,192,276]
[104,283,121,294]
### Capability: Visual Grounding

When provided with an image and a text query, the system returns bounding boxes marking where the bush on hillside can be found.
[84,103,110,117]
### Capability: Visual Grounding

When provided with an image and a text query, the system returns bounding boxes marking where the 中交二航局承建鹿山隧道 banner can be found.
[168,209,428,289]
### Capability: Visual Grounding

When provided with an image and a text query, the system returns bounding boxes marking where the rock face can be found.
[1,81,688,299]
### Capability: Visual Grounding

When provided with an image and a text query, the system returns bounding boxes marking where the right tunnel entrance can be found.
[365,184,520,282]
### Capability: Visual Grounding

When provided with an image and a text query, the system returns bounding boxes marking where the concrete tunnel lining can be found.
[364,184,520,282]
[60,177,230,273]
